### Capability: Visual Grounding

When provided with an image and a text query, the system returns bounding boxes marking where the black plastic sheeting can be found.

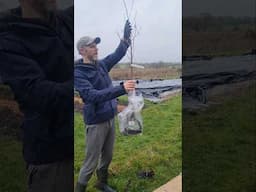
[183,70,256,104]
[182,54,256,107]
[113,79,182,102]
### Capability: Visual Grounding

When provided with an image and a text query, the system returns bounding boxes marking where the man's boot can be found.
[95,169,116,192]
[75,182,87,192]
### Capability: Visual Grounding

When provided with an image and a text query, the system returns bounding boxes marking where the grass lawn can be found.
[183,84,255,192]
[0,85,27,192]
[74,95,182,192]
[0,136,27,192]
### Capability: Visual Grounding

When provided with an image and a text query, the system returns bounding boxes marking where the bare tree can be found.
[120,0,141,79]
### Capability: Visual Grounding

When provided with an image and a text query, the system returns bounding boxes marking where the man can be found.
[74,20,136,192]
[0,0,73,191]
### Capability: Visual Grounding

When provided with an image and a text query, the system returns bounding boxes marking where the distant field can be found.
[183,31,255,56]
[110,66,181,80]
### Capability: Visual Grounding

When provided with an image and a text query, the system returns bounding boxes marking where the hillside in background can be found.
[110,62,181,80]
[183,15,256,56]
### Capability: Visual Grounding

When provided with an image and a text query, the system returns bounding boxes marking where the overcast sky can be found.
[75,0,182,63]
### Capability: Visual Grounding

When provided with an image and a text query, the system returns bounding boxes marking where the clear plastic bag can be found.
[118,90,144,135]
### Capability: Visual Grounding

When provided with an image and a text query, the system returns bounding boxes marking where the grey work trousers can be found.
[78,118,115,185]
[27,159,73,192]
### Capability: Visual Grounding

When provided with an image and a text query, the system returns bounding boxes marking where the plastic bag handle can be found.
[128,90,136,97]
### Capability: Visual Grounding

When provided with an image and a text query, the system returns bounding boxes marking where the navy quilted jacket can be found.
[74,40,129,125]
[0,7,74,164]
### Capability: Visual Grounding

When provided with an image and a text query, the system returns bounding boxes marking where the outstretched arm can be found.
[100,40,129,72]
[100,20,132,72]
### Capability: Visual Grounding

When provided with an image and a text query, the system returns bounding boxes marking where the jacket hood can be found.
[0,7,57,35]
[75,59,99,70]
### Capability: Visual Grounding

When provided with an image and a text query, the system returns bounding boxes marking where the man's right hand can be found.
[123,80,136,92]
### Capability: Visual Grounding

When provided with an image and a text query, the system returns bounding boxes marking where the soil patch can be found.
[0,99,23,139]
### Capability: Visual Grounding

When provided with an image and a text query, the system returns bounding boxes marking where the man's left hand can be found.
[123,20,132,44]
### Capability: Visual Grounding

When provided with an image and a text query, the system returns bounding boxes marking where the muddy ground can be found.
[0,99,23,139]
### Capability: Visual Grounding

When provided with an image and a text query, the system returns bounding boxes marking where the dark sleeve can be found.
[62,6,74,18]
[100,40,129,72]
[74,70,126,104]
[56,6,74,35]
[57,5,74,21]
[0,51,73,113]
